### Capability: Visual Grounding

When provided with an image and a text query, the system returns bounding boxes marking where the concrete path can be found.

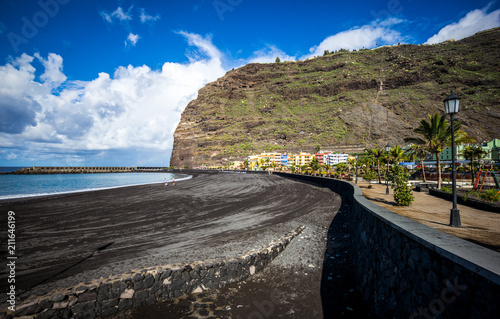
[357,181,500,252]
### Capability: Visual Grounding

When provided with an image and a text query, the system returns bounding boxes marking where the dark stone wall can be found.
[3,227,303,319]
[277,173,500,318]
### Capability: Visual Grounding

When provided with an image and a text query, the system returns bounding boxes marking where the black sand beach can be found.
[0,172,344,313]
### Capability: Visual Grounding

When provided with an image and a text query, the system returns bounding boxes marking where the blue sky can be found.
[0,0,499,166]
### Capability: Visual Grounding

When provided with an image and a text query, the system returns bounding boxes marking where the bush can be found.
[479,189,500,202]
[363,169,377,184]
[441,186,452,193]
[389,165,414,206]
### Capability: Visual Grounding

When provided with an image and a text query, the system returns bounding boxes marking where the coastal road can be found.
[0,172,337,303]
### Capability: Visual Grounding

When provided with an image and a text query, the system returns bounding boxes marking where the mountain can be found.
[170,28,500,168]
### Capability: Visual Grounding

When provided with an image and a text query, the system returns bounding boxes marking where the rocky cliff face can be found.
[171,28,500,168]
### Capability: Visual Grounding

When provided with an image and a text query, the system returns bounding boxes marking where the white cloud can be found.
[247,44,297,64]
[0,32,225,165]
[304,18,404,58]
[125,33,140,46]
[426,6,500,44]
[34,53,67,87]
[100,6,133,24]
[140,8,160,23]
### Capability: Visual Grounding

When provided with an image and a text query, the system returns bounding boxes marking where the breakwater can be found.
[3,227,303,319]
[277,172,500,318]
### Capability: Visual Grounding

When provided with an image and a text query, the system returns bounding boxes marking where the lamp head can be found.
[444,91,460,115]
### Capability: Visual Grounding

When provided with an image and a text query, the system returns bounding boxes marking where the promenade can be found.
[358,181,500,252]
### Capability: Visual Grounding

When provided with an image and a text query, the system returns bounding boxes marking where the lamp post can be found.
[444,91,461,227]
[355,155,358,184]
[385,143,391,195]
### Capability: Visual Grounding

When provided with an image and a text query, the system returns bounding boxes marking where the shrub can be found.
[441,186,452,193]
[363,169,377,184]
[389,165,414,206]
[479,189,500,202]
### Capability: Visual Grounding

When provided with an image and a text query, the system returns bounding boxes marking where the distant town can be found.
[194,138,500,171]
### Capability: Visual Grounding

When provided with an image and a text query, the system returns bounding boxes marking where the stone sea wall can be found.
[3,227,304,319]
[277,173,500,318]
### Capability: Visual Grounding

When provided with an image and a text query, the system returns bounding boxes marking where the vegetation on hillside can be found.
[171,28,500,168]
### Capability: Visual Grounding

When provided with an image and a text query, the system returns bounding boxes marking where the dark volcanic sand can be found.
[1,172,368,317]
[0,174,336,301]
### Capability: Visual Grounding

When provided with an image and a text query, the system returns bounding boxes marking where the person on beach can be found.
[171,178,175,186]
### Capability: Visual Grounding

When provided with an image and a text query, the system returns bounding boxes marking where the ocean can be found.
[0,168,189,200]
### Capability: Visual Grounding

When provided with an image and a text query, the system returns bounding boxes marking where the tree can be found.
[310,156,321,173]
[323,163,331,175]
[461,146,488,185]
[366,148,385,184]
[275,57,281,63]
[363,168,377,184]
[389,165,415,206]
[243,159,249,170]
[335,162,348,176]
[390,145,405,165]
[404,113,466,189]
[315,144,321,153]
[265,157,271,168]
[406,144,429,182]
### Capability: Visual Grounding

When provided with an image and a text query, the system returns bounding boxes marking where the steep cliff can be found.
[171,28,500,168]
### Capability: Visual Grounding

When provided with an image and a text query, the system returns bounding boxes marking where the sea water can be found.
[0,168,189,200]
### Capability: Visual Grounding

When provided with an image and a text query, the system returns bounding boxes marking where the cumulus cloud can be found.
[0,54,44,134]
[34,53,67,87]
[426,5,500,44]
[125,33,140,46]
[247,44,297,63]
[140,8,160,23]
[305,18,405,58]
[0,32,225,165]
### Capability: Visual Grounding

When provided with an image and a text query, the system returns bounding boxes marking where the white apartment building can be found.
[327,152,349,165]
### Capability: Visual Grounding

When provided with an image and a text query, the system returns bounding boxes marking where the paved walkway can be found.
[357,180,500,252]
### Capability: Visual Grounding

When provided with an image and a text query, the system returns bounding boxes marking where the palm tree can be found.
[406,144,429,182]
[461,146,488,185]
[404,113,465,189]
[368,148,385,184]
[259,158,265,169]
[310,156,321,175]
[323,163,331,176]
[364,148,375,167]
[390,145,405,165]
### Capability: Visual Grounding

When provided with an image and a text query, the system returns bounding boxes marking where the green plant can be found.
[363,169,377,184]
[441,186,452,193]
[479,189,500,203]
[389,165,415,206]
[463,190,478,201]
[404,113,467,190]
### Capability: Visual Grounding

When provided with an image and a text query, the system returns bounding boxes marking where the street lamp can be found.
[444,91,461,227]
[355,154,358,184]
[385,143,391,195]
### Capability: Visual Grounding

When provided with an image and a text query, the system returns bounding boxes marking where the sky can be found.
[0,0,499,167]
